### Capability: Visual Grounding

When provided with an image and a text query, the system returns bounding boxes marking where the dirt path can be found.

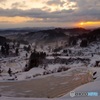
[0,68,92,98]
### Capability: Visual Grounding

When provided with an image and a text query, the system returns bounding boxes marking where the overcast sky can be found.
[0,0,100,29]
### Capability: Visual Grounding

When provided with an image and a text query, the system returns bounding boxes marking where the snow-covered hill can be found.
[0,28,100,100]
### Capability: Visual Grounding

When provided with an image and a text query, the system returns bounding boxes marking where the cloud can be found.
[46,0,77,11]
[11,1,27,9]
[0,0,7,6]
[69,0,100,10]
[0,16,34,23]
[0,0,99,28]
[0,5,99,23]
[0,8,74,18]
[0,0,7,2]
[47,0,63,5]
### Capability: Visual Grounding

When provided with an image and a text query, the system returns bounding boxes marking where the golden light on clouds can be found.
[0,0,77,11]
[0,16,43,23]
[0,0,45,10]
[77,21,100,28]
[46,0,77,12]
[62,2,77,10]
[26,0,45,9]
[0,0,99,28]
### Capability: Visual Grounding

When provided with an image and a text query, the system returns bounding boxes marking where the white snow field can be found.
[0,41,100,100]
[1,68,100,100]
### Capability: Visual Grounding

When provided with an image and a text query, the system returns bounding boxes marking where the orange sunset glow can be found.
[0,16,43,23]
[0,1,100,99]
[0,0,99,28]
[76,21,100,28]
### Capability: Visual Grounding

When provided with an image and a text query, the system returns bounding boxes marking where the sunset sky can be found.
[0,0,100,29]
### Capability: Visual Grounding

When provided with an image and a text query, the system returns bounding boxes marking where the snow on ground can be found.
[1,40,100,81]
[47,64,66,71]
[17,68,45,80]
[0,41,100,99]
[89,67,100,81]
[1,75,100,100]
[59,81,100,100]
[61,67,100,100]
[0,97,49,100]
[1,96,100,100]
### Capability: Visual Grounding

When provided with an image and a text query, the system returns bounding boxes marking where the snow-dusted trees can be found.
[5,43,10,55]
[24,50,46,71]
[1,43,10,56]
[1,46,5,55]
[23,45,31,53]
[80,39,88,47]
[15,48,19,56]
[8,68,12,77]
[69,36,77,46]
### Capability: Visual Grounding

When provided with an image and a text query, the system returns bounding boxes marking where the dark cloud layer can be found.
[47,0,64,6]
[0,6,99,23]
[0,0,99,27]
[11,1,26,8]
[0,0,7,2]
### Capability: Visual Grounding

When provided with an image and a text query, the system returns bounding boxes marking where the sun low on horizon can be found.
[0,0,99,29]
[80,22,84,26]
[76,21,100,28]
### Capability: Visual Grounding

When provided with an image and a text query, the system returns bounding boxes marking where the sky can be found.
[0,0,100,29]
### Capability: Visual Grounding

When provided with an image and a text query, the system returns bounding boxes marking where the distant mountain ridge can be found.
[1,28,91,45]
[0,27,55,36]
[23,28,90,43]
[0,27,100,47]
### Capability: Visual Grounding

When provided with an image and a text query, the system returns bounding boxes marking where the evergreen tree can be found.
[80,39,88,47]
[25,50,46,71]
[5,43,10,55]
[15,48,19,56]
[16,42,20,48]
[26,53,28,58]
[27,45,31,52]
[1,46,5,55]
[8,68,12,76]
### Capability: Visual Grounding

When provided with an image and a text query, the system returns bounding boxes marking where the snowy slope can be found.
[61,67,100,100]
[1,32,100,100]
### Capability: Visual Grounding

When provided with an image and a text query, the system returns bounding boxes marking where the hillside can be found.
[4,28,90,45]
[0,27,100,100]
